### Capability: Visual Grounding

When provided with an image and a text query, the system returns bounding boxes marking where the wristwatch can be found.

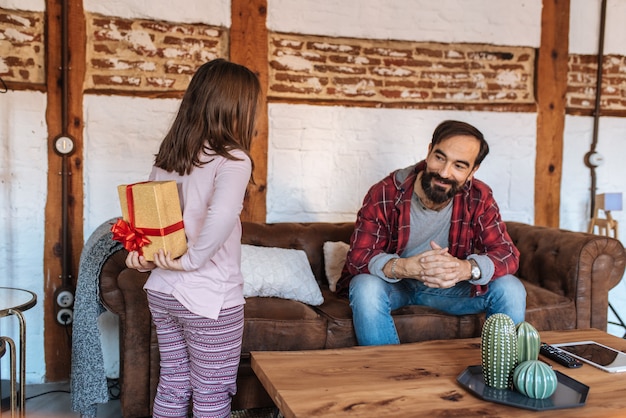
[469,259,481,280]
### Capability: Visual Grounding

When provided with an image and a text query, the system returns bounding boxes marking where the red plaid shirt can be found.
[336,161,519,296]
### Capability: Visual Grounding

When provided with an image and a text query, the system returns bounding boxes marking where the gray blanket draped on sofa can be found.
[70,218,122,417]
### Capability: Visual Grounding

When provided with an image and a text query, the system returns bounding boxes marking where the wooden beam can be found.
[535,0,570,227]
[231,0,269,223]
[44,0,86,381]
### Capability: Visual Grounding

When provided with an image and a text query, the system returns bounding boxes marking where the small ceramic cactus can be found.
[516,321,541,363]
[481,313,517,389]
[513,360,558,399]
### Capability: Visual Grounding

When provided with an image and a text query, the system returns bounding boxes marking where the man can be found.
[336,120,526,346]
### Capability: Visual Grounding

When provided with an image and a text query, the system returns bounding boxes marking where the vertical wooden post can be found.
[231,0,269,223]
[44,0,86,380]
[535,0,570,227]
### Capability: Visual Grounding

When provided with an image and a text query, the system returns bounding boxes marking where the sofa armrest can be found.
[99,249,128,315]
[99,249,155,418]
[506,221,626,330]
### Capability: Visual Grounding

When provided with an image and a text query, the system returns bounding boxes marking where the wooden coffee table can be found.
[251,328,626,417]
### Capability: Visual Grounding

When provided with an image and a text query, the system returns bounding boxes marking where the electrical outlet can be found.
[57,308,73,325]
[56,289,74,308]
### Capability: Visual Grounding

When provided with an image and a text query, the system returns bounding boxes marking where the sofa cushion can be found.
[323,241,350,292]
[241,244,323,305]
[315,289,478,348]
[241,297,327,353]
[523,280,576,331]
[315,278,577,349]
[241,221,355,285]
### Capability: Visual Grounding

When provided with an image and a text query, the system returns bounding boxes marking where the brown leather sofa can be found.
[99,221,626,417]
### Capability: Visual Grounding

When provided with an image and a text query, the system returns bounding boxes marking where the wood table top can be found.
[251,328,626,417]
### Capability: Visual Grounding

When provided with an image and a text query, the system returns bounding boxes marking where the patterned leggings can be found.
[147,290,244,418]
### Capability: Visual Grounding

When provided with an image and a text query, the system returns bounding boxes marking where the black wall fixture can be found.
[583,0,607,217]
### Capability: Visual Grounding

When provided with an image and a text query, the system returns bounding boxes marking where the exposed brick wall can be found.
[2,7,626,115]
[568,54,626,112]
[0,7,45,85]
[85,13,228,92]
[269,33,535,107]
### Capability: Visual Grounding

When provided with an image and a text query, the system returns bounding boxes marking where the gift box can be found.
[112,181,187,261]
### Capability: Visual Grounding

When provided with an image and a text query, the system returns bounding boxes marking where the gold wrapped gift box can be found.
[116,181,187,261]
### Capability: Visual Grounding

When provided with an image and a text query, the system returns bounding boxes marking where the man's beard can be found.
[420,170,461,204]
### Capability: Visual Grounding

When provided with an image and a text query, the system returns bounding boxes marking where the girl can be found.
[125,58,261,418]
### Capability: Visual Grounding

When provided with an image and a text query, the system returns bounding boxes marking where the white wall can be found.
[0,90,48,382]
[0,0,43,11]
[83,95,179,234]
[268,0,542,47]
[266,105,536,224]
[2,0,626,382]
[83,0,230,25]
[570,0,626,55]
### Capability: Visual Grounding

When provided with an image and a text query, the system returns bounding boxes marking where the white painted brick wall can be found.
[0,0,43,11]
[570,0,626,55]
[83,0,231,26]
[83,95,179,235]
[267,104,536,223]
[268,0,542,47]
[0,90,48,382]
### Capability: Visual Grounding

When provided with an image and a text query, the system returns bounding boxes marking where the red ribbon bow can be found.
[111,182,152,255]
[111,218,152,253]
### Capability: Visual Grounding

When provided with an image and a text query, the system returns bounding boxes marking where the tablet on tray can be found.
[552,341,626,373]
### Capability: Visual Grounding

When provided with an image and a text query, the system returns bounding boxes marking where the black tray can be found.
[457,365,589,411]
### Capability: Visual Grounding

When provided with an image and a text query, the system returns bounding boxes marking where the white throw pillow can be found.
[323,241,350,292]
[241,244,324,306]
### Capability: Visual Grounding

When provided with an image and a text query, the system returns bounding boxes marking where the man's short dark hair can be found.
[431,120,490,166]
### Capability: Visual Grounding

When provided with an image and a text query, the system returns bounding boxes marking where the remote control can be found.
[540,342,583,368]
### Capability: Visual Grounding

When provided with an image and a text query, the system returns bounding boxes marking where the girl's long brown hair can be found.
[154,58,261,176]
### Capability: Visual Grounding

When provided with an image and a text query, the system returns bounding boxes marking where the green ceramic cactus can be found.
[513,360,558,399]
[481,313,517,389]
[516,321,541,363]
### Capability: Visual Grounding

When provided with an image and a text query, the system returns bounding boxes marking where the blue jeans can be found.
[349,274,526,346]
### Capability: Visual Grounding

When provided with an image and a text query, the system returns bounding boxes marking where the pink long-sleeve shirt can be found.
[143,149,251,319]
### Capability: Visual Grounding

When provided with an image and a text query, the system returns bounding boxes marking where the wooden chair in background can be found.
[588,193,621,239]
[588,192,624,338]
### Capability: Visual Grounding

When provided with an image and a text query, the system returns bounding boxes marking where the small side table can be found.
[0,287,37,418]
[0,335,16,417]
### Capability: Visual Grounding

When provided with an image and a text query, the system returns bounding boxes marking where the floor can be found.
[22,381,120,417]
[15,381,279,417]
